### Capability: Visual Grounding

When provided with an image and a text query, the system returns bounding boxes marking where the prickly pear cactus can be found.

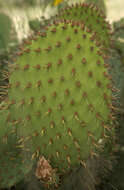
[55,3,112,51]
[0,102,34,189]
[0,21,116,189]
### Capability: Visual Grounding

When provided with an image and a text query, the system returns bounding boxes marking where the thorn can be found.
[102,132,109,138]
[60,76,65,81]
[41,128,46,136]
[67,128,72,137]
[71,68,76,76]
[67,54,73,60]
[80,160,87,168]
[63,144,68,150]
[32,132,39,137]
[25,82,32,88]
[88,131,94,139]
[88,71,93,77]
[24,48,30,53]
[96,81,102,88]
[24,135,32,142]
[15,81,20,88]
[66,37,71,42]
[92,139,100,148]
[96,112,102,120]
[70,99,75,105]
[51,28,56,33]
[28,97,34,105]
[73,139,80,149]
[74,28,78,33]
[81,58,87,64]
[61,116,65,124]
[23,64,30,70]
[74,112,80,121]
[65,89,69,96]
[90,150,98,158]
[45,108,52,115]
[80,121,86,127]
[16,144,25,149]
[34,48,41,53]
[88,104,94,112]
[62,25,67,30]
[40,96,46,103]
[40,32,47,37]
[82,92,87,98]
[35,111,41,117]
[36,80,42,88]
[33,64,41,69]
[16,52,23,56]
[50,121,55,128]
[102,122,111,132]
[82,34,86,39]
[20,99,25,106]
[76,81,81,87]
[26,115,31,121]
[90,46,94,51]
[44,46,52,52]
[52,91,57,97]
[58,104,63,110]
[56,41,61,48]
[58,59,63,66]
[66,155,71,164]
[24,40,32,45]
[48,78,53,84]
[49,138,53,145]
[31,152,37,160]
[56,133,61,140]
[108,114,116,120]
[56,151,60,158]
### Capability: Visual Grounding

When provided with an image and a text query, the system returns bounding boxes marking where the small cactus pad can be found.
[0,107,33,189]
[3,21,114,184]
[55,3,112,51]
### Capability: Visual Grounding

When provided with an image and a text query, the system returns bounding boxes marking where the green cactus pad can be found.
[0,105,33,189]
[0,13,12,52]
[55,3,112,51]
[3,21,115,186]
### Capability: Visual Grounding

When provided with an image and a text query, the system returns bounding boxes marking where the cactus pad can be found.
[2,21,115,187]
[55,3,112,51]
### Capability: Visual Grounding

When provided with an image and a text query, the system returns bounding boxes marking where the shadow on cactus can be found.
[0,104,34,189]
[0,13,12,53]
